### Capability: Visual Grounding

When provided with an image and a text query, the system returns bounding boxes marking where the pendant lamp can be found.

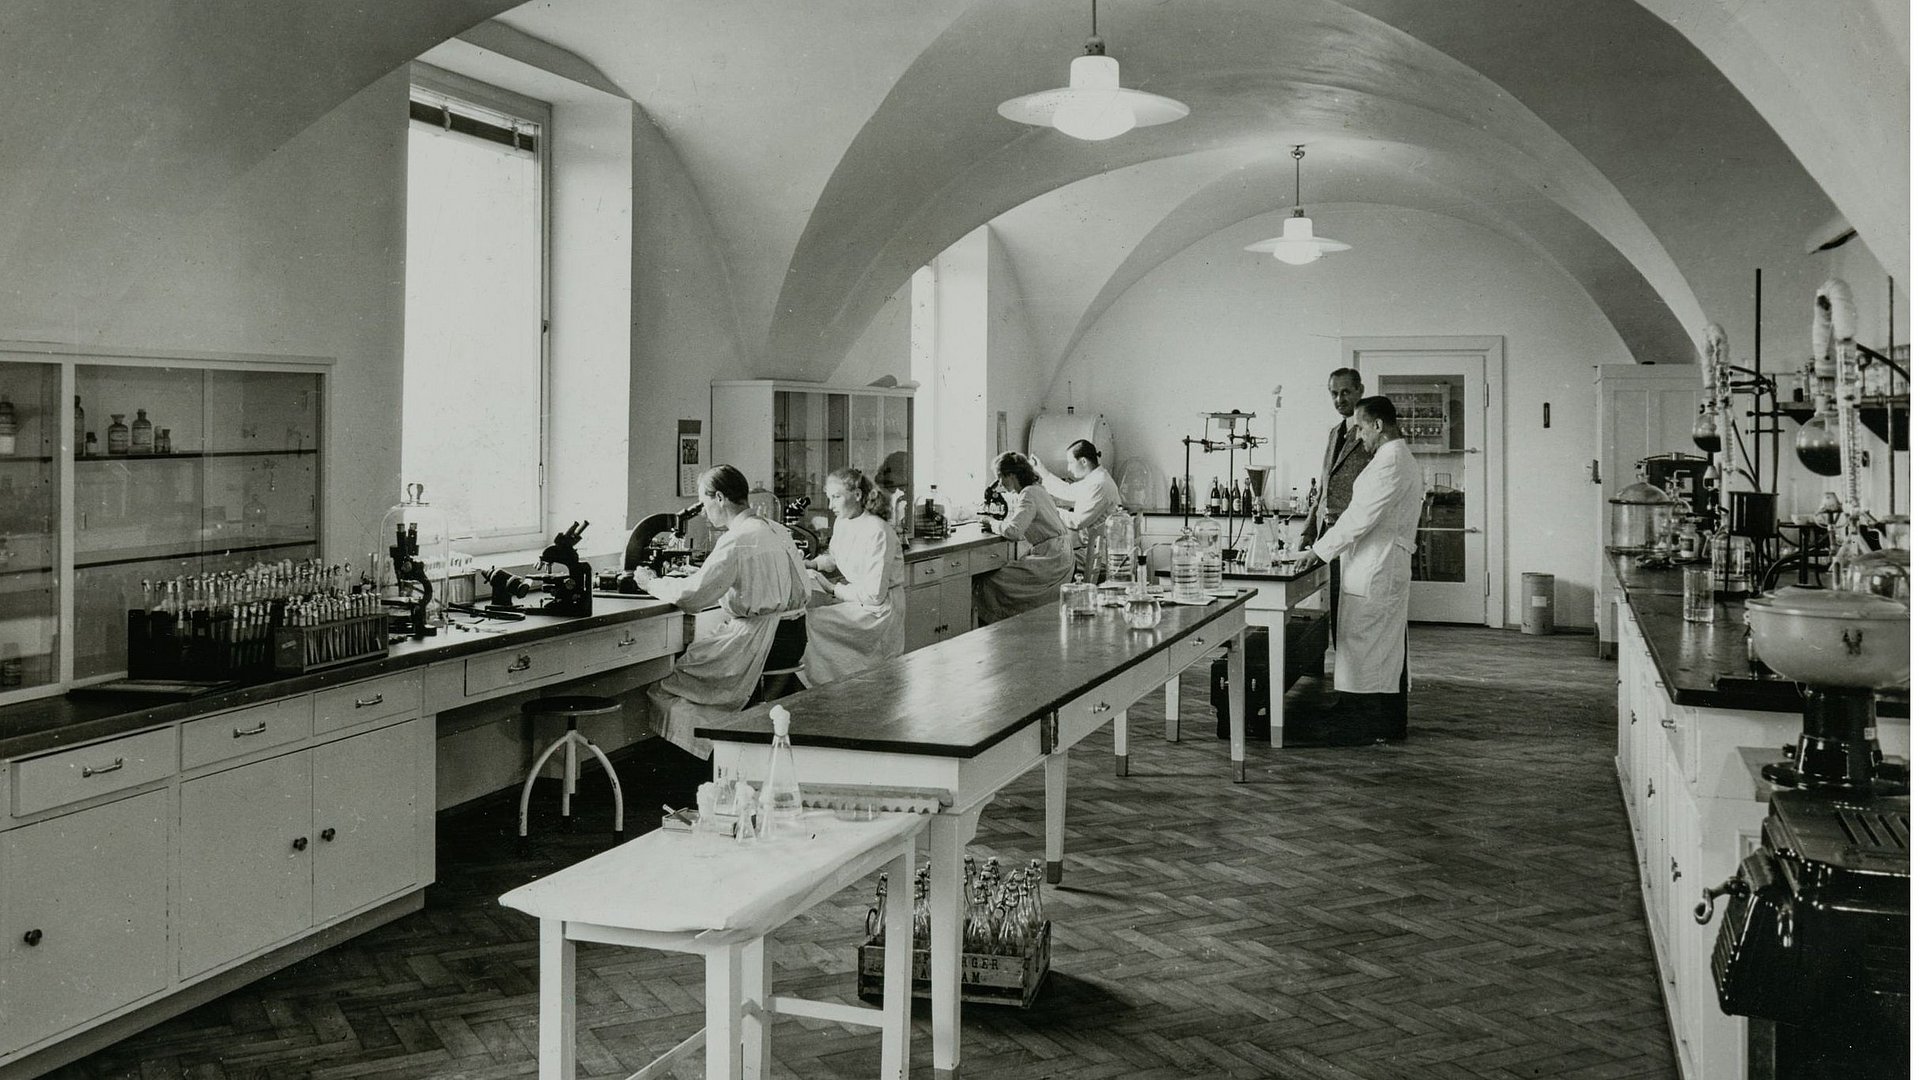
[997,0,1188,141]
[1245,146,1351,265]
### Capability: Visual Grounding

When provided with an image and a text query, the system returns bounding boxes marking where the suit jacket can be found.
[1311,417,1373,539]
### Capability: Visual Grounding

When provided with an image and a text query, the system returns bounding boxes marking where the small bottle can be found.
[155,428,172,455]
[1168,478,1181,514]
[762,704,804,839]
[0,395,15,457]
[130,409,154,454]
[84,432,98,457]
[73,396,84,453]
[107,414,129,455]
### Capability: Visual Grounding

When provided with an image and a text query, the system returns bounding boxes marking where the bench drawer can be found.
[12,728,178,817]
[1056,653,1171,750]
[572,619,672,673]
[183,697,313,770]
[909,558,947,586]
[465,639,568,697]
[1167,608,1244,672]
[968,543,1010,575]
[315,671,423,735]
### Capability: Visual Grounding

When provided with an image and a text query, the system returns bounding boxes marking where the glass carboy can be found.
[1104,512,1135,583]
[378,482,451,631]
[1194,516,1224,592]
[1170,530,1204,604]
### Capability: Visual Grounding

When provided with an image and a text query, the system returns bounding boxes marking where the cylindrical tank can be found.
[1521,572,1555,635]
[1026,408,1113,477]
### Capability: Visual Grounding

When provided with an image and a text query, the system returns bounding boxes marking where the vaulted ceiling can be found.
[1,0,1905,383]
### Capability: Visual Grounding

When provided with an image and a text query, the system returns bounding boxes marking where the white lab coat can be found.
[973,484,1074,625]
[1309,439,1424,694]
[644,513,810,757]
[1042,465,1121,580]
[802,512,907,686]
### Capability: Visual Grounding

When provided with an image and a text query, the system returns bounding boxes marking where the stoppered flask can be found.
[107,414,129,455]
[762,704,804,839]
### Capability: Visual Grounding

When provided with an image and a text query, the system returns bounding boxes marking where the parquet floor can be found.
[49,626,1674,1080]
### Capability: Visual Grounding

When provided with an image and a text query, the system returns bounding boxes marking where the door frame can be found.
[1341,335,1507,629]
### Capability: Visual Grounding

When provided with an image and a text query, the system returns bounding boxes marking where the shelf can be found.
[74,448,318,462]
[0,455,55,464]
[75,536,317,571]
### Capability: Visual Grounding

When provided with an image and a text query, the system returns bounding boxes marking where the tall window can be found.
[404,78,547,550]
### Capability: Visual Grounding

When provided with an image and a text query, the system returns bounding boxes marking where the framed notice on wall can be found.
[676,419,704,497]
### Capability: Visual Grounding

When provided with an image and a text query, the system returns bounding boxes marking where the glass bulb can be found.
[1794,416,1842,476]
[1691,407,1721,452]
[1272,242,1320,265]
[1052,91,1136,140]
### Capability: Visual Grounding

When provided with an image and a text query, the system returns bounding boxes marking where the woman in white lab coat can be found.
[1037,438,1121,581]
[801,466,907,685]
[637,464,811,758]
[974,452,1075,625]
[1308,396,1426,742]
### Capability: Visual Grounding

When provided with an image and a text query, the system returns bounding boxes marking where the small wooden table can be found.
[500,812,926,1080]
[698,591,1254,1079]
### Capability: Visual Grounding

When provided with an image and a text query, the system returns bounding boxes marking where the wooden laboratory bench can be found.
[697,589,1256,1079]
[0,596,684,1080]
[899,530,1015,650]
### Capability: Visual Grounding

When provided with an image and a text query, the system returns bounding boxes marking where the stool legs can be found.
[520,730,626,837]
[1164,677,1179,741]
[538,919,576,1079]
[579,737,625,833]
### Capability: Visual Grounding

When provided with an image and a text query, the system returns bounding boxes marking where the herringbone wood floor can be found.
[50,626,1674,1080]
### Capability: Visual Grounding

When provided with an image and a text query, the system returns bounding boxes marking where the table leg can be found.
[880,843,914,1080]
[1270,618,1286,749]
[741,937,772,1080]
[1163,678,1179,741]
[1227,629,1247,783]
[1043,750,1067,883]
[706,943,744,1080]
[1113,707,1129,777]
[538,919,576,1080]
[929,809,980,1080]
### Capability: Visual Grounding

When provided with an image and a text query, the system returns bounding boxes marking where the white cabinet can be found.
[0,790,170,1053]
[711,380,914,514]
[902,548,999,651]
[312,722,420,924]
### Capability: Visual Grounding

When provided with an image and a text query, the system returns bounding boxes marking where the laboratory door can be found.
[1346,338,1501,625]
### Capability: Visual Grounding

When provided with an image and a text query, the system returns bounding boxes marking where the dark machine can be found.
[979,481,1007,532]
[387,522,435,638]
[481,521,593,617]
[609,504,703,588]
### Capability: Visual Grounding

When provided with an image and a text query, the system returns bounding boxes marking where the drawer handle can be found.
[1646,780,1655,798]
[320,827,337,842]
[615,634,638,648]
[508,654,533,673]
[354,694,384,708]
[291,836,309,852]
[81,757,125,778]
[233,722,269,738]
[1660,717,1676,730]
[22,928,42,947]
[1670,857,1681,882]
[1090,702,1113,714]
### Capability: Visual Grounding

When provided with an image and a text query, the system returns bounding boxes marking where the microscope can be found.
[388,523,436,638]
[479,521,593,617]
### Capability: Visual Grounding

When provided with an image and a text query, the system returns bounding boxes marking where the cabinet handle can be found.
[22,929,42,946]
[320,827,337,842]
[615,633,638,648]
[354,694,384,708]
[1670,857,1681,882]
[1646,780,1655,798]
[1660,717,1677,731]
[291,836,309,852]
[508,654,533,673]
[1090,702,1113,714]
[81,757,125,778]
[233,722,269,738]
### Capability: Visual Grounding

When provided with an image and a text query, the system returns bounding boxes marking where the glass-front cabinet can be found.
[0,349,326,698]
[712,380,914,541]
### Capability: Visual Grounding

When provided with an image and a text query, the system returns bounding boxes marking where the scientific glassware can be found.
[1682,566,1714,623]
[130,409,154,454]
[107,414,129,455]
[762,704,804,839]
[1194,517,1224,592]
[1170,530,1204,603]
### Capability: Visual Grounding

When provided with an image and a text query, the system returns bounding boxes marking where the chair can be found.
[518,695,625,837]
[749,615,809,705]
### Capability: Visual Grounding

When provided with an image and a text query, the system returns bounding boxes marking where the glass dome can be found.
[378,482,450,631]
[1607,481,1678,553]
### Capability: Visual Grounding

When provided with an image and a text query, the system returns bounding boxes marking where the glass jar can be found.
[0,395,15,457]
[1710,529,1755,597]
[378,482,452,631]
[1124,592,1161,630]
[107,413,129,456]
[155,427,172,455]
[130,409,154,454]
[1194,517,1224,592]
[1059,579,1095,617]
[1607,480,1676,553]
[1104,512,1135,583]
[1170,530,1204,604]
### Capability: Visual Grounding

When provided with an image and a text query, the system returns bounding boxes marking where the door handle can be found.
[1589,459,1602,485]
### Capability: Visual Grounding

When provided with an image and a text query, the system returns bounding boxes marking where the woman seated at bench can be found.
[974,451,1074,626]
[635,464,810,757]
[802,466,907,686]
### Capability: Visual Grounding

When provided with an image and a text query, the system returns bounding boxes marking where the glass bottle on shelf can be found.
[155,428,172,455]
[107,414,129,455]
[0,395,15,456]
[762,704,804,840]
[130,409,154,454]
[83,432,98,457]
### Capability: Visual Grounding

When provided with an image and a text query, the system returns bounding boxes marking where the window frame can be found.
[405,65,553,555]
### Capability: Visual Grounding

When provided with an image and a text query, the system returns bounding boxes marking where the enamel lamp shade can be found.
[1245,146,1351,264]
[997,3,1187,141]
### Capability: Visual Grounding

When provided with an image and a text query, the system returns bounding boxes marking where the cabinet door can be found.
[312,721,421,924]
[905,583,942,651]
[0,790,170,1052]
[177,752,312,978]
[937,573,973,641]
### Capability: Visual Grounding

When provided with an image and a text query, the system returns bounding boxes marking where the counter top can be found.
[0,595,679,761]
[698,590,1254,757]
[902,530,1010,563]
[1157,561,1324,583]
[1611,558,1908,718]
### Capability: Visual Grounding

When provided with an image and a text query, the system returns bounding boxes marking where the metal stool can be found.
[518,695,625,837]
[748,615,809,705]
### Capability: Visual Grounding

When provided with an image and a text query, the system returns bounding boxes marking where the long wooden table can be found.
[697,590,1254,1080]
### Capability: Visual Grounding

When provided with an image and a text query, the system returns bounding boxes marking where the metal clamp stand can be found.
[1179,411,1265,555]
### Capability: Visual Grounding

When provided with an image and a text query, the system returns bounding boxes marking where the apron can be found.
[802,513,907,685]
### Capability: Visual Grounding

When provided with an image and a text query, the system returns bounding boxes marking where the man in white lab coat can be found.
[1036,439,1121,581]
[1308,395,1425,742]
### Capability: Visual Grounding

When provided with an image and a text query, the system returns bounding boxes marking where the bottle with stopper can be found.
[762,704,804,839]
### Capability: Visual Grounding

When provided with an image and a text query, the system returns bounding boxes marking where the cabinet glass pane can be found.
[1380,374,1468,585]
[0,361,62,693]
[73,365,321,679]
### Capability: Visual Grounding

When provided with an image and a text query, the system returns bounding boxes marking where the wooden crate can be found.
[855,921,1050,1008]
[271,613,389,673]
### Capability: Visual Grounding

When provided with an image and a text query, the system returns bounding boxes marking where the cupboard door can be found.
[177,752,312,978]
[905,583,942,651]
[0,790,170,1052]
[936,573,973,641]
[312,722,421,924]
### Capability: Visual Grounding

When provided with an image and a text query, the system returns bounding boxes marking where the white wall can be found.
[825,289,911,389]
[1047,205,1637,628]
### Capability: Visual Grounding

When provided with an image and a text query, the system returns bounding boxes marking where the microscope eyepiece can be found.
[676,503,702,522]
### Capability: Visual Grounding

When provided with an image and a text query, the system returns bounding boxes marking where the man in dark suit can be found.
[1300,368,1373,738]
